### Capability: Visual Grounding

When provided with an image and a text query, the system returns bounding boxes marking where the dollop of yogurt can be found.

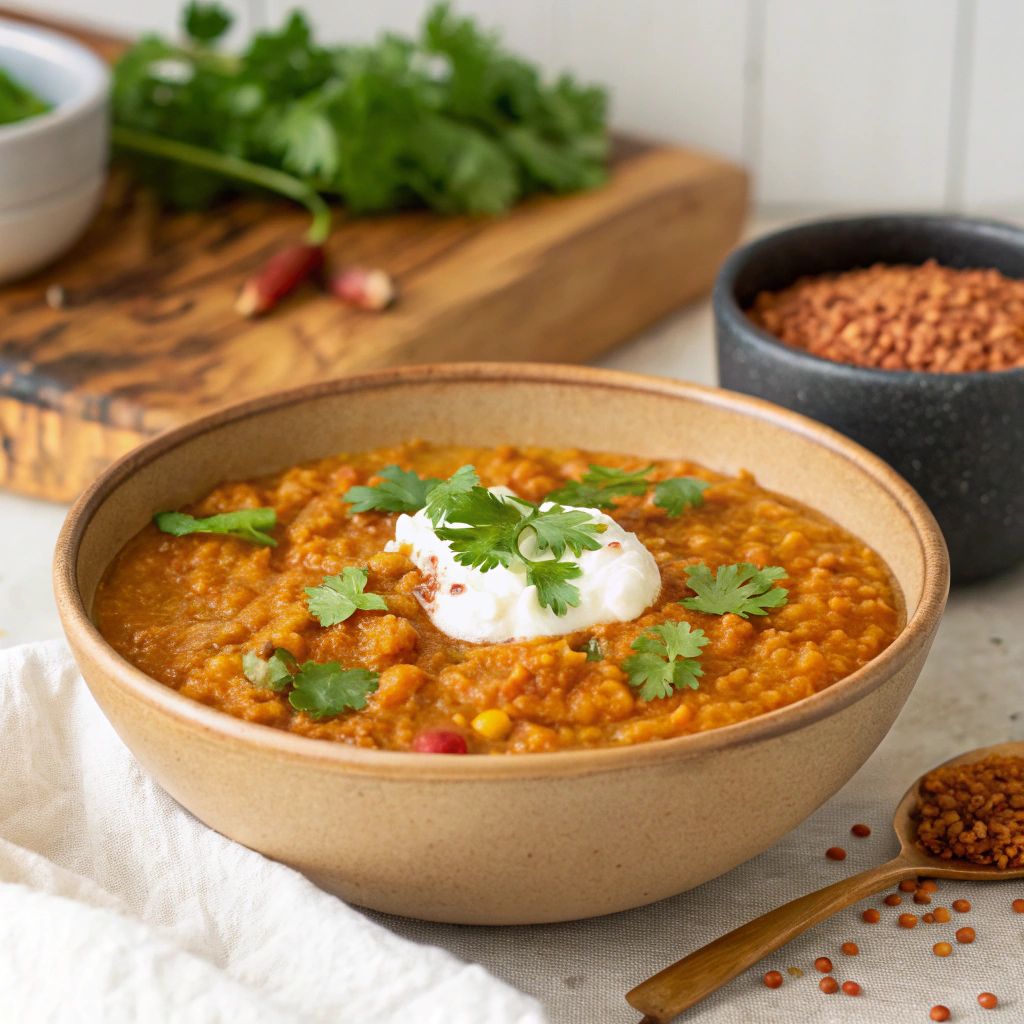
[385,491,661,643]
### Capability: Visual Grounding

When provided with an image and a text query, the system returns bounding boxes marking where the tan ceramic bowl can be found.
[54,364,949,925]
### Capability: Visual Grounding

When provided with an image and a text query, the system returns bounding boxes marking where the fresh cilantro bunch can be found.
[154,507,278,545]
[111,1,608,215]
[680,562,788,618]
[242,647,379,717]
[546,464,711,515]
[622,622,708,700]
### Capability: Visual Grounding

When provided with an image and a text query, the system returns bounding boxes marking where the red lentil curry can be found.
[95,442,901,754]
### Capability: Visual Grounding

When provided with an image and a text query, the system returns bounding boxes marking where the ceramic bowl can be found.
[53,364,949,925]
[714,214,1024,585]
[0,19,109,282]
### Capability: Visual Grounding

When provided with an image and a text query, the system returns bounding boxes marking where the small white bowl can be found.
[0,19,109,281]
[0,169,105,282]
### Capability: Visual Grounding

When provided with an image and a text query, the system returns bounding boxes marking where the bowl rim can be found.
[0,18,110,143]
[713,212,1024,383]
[53,362,950,779]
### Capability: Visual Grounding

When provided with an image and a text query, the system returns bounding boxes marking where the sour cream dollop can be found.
[385,491,661,643]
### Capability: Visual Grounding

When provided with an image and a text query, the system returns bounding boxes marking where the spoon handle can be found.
[626,858,910,1022]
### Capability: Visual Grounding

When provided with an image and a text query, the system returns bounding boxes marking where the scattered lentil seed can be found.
[1013,898,1024,913]
[842,981,861,996]
[885,894,903,906]
[763,970,783,989]
[934,908,951,923]
[900,879,919,893]
[862,908,881,924]
[914,891,933,904]
[952,900,971,913]
[826,847,847,861]
[978,992,998,1010]
[814,957,833,973]
[786,967,803,977]
[899,913,918,929]
[930,1007,951,1022]
[922,913,936,924]
[851,823,871,837]
[920,879,938,893]
[933,942,953,957]
[956,927,976,944]
[841,942,859,956]
[819,977,839,994]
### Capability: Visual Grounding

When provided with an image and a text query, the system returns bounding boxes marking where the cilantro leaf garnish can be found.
[242,648,295,690]
[583,638,603,662]
[288,663,380,718]
[434,484,605,614]
[424,464,480,526]
[343,465,443,514]
[546,464,654,509]
[154,507,278,546]
[434,487,525,570]
[523,507,606,560]
[680,563,789,618]
[622,622,708,701]
[240,650,378,717]
[523,559,584,616]
[304,567,388,626]
[653,477,711,516]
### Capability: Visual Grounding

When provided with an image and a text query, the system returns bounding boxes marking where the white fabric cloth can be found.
[0,639,547,1024]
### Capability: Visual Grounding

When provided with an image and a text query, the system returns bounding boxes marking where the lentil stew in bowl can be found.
[56,365,947,923]
[94,440,901,754]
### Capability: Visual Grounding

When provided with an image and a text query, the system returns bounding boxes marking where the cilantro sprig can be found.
[154,507,278,546]
[344,465,443,514]
[243,647,379,718]
[342,463,479,517]
[304,567,388,626]
[622,622,709,701]
[680,563,788,618]
[434,484,606,615]
[546,465,653,509]
[546,464,710,516]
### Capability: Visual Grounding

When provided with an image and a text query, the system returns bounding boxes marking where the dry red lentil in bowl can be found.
[747,260,1024,373]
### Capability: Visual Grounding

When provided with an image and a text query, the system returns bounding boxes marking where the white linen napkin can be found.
[0,639,547,1024]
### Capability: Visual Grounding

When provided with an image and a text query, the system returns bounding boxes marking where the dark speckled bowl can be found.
[714,215,1024,584]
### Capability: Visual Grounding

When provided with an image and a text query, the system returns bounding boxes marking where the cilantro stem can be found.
[111,125,333,245]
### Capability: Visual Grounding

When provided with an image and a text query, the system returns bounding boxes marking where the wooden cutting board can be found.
[0,15,747,503]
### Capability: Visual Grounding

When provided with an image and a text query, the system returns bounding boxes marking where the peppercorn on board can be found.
[0,12,747,503]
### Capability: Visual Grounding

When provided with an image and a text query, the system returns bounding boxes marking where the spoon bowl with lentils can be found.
[626,740,1024,1023]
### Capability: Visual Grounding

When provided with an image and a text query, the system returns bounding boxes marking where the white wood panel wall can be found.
[13,0,1024,212]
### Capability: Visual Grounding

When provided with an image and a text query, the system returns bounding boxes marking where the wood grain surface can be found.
[0,14,748,502]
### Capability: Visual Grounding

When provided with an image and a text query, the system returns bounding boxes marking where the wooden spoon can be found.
[626,741,1024,1023]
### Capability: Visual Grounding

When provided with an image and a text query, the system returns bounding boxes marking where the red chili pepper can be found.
[330,266,396,311]
[235,242,324,318]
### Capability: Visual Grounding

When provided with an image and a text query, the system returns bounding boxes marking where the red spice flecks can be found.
[607,541,621,549]
[450,584,465,595]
